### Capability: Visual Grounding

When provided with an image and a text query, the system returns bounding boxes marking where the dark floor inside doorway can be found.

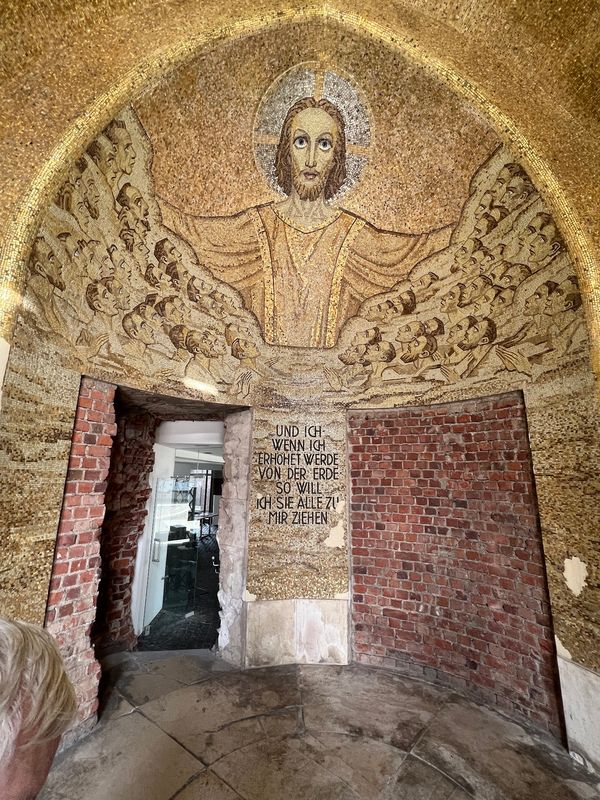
[137,536,221,651]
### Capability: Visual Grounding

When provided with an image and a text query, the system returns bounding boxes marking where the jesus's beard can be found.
[291,163,329,201]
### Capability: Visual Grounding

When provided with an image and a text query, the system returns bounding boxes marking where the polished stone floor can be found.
[40,651,599,800]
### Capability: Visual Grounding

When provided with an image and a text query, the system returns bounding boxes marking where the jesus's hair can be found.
[275,97,347,200]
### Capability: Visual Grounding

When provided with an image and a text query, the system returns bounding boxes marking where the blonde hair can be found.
[0,618,76,764]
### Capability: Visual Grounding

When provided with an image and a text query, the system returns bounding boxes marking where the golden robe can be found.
[163,201,451,348]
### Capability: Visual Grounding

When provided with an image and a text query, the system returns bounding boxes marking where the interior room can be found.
[0,1,599,797]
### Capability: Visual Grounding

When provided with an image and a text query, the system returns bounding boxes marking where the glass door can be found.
[139,469,221,650]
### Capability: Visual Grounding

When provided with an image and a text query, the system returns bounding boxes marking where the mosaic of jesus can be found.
[164,68,451,349]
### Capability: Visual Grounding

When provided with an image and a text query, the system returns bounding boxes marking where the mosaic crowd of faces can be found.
[24,106,589,409]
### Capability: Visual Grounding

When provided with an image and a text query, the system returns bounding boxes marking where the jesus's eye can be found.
[294,136,308,149]
[318,138,332,151]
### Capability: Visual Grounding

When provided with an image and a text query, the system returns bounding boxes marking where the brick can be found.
[348,393,560,736]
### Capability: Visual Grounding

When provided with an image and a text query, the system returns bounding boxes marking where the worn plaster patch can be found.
[323,501,345,548]
[564,556,588,597]
[555,635,573,660]
[243,589,257,602]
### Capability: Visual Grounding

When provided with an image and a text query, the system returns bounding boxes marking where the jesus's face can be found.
[289,107,338,201]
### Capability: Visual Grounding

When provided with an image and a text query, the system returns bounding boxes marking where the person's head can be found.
[338,342,367,366]
[121,226,150,262]
[62,158,100,222]
[30,237,65,291]
[498,262,531,288]
[496,168,535,213]
[519,212,564,263]
[85,279,118,315]
[231,337,259,360]
[364,339,396,364]
[107,244,133,282]
[439,284,465,313]
[414,271,439,296]
[133,299,159,325]
[458,317,497,350]
[473,211,501,238]
[116,183,149,224]
[101,276,130,310]
[400,333,438,363]
[212,289,240,314]
[187,276,212,304]
[168,323,190,351]
[472,284,502,316]
[473,190,494,220]
[422,316,445,337]
[187,328,227,358]
[395,319,425,343]
[523,280,558,317]
[275,97,346,201]
[397,289,417,316]
[459,275,493,307]
[489,261,508,285]
[490,286,515,313]
[365,299,398,323]
[155,295,185,324]
[445,315,477,346]
[0,618,76,800]
[82,171,101,220]
[490,163,525,202]
[122,310,156,345]
[104,120,136,176]
[154,238,182,268]
[547,275,582,316]
[453,238,483,270]
[87,135,119,187]
[352,326,382,347]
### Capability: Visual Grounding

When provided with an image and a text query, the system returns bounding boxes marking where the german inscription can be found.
[255,424,342,527]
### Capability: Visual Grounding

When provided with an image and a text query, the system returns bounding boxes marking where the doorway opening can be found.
[137,429,224,651]
[90,387,247,660]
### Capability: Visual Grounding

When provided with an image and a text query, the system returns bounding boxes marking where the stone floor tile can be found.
[258,706,304,738]
[170,770,244,799]
[140,669,301,764]
[100,651,139,671]
[390,755,472,799]
[299,732,408,798]
[39,710,202,800]
[98,687,136,724]
[215,664,302,710]
[145,653,216,685]
[210,737,361,800]
[300,664,449,750]
[412,700,597,800]
[110,668,186,707]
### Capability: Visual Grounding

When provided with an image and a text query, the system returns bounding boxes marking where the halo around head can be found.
[254,62,373,200]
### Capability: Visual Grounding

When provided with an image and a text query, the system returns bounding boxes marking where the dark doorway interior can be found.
[137,467,222,651]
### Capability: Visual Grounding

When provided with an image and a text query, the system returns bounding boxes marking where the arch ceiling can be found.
[0,0,600,376]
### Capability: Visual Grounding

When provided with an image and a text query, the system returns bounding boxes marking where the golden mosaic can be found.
[0,14,599,670]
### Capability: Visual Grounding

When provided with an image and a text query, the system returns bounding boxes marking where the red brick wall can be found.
[93,404,159,652]
[348,392,562,735]
[45,378,117,730]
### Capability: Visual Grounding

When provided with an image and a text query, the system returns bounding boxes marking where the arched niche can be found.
[0,11,598,759]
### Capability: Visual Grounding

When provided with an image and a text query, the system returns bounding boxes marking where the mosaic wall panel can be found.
[0,23,598,669]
